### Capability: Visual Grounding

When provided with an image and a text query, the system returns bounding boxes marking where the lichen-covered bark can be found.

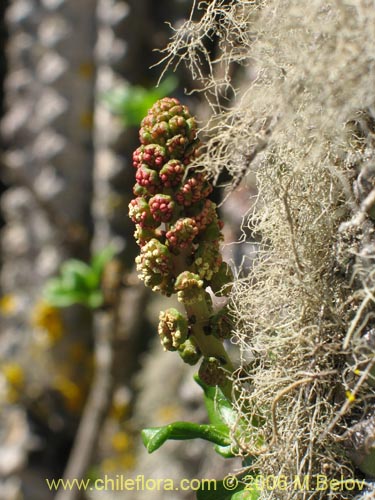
[0,0,97,495]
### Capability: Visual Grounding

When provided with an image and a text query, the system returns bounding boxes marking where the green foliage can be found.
[141,375,236,457]
[195,375,237,429]
[104,76,178,127]
[142,422,231,454]
[43,247,115,309]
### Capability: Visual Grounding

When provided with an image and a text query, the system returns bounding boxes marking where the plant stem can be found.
[173,251,234,401]
[186,299,234,401]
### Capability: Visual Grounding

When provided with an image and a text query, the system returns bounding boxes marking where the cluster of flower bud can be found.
[158,308,188,351]
[130,98,234,386]
[129,97,228,300]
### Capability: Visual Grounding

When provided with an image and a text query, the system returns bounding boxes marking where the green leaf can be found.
[60,260,99,291]
[142,422,231,454]
[91,246,116,276]
[194,375,237,428]
[43,286,89,307]
[103,76,178,127]
[86,291,104,309]
[156,75,178,97]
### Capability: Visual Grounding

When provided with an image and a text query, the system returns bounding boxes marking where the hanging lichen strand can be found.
[129,97,234,399]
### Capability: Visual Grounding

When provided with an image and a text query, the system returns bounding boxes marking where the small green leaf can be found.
[194,375,237,428]
[142,422,231,454]
[86,291,104,309]
[91,246,116,276]
[156,75,178,97]
[43,287,88,307]
[61,260,99,290]
[60,259,92,279]
[103,76,178,127]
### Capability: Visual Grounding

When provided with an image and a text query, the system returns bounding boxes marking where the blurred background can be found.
[0,1,255,499]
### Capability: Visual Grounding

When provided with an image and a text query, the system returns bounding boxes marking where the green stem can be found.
[173,251,234,401]
[186,299,234,401]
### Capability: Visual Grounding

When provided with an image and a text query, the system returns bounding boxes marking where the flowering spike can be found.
[139,97,197,151]
[129,97,234,397]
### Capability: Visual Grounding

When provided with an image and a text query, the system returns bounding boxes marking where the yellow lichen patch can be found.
[79,111,94,129]
[101,458,118,473]
[1,363,24,388]
[0,295,17,316]
[111,431,132,453]
[31,301,64,343]
[54,376,83,413]
[1,363,24,403]
[155,404,181,423]
[78,61,95,79]
[118,454,136,470]
[101,454,136,473]
[110,387,131,420]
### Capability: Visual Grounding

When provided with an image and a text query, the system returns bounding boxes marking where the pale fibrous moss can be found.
[161,0,375,497]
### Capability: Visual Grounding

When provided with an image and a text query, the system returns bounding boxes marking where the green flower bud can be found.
[158,308,188,351]
[178,338,201,365]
